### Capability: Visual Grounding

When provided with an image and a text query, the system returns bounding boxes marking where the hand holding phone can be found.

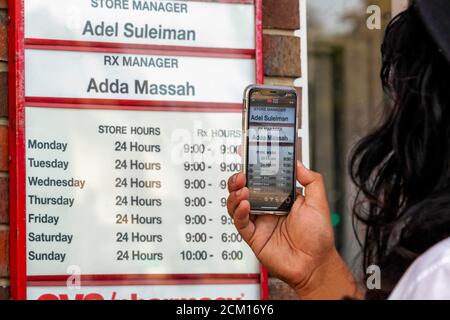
[226,164,360,300]
[242,85,298,215]
[226,85,361,300]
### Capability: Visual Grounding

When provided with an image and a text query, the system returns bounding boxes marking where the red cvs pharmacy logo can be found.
[38,293,104,300]
[37,292,246,300]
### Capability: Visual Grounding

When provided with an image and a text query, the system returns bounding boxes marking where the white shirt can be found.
[389,237,450,300]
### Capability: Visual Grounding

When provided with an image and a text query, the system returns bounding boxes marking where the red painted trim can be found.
[26,102,242,113]
[255,0,264,85]
[182,0,254,4]
[28,273,260,282]
[25,97,242,110]
[27,274,260,288]
[9,0,266,300]
[260,265,269,300]
[254,0,269,300]
[25,39,255,59]
[28,278,260,287]
[8,0,27,300]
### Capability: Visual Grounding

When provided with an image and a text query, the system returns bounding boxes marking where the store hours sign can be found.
[9,0,266,300]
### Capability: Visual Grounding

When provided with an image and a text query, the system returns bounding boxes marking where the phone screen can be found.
[246,88,297,212]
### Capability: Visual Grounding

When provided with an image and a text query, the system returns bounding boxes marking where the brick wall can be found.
[262,0,302,300]
[263,0,301,86]
[0,0,8,301]
[0,0,303,300]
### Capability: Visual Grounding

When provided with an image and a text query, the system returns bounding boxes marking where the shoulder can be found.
[389,237,450,300]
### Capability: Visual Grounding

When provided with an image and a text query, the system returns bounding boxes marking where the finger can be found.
[296,161,329,212]
[228,172,246,193]
[227,187,250,218]
[290,194,305,215]
[233,200,255,242]
[238,145,243,158]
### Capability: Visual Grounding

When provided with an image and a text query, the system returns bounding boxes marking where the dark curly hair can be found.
[349,1,450,299]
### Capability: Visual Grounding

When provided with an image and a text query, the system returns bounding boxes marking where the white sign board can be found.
[26,107,259,276]
[25,0,255,49]
[20,0,264,299]
[25,49,255,103]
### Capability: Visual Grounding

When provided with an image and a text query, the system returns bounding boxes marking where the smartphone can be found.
[242,85,299,215]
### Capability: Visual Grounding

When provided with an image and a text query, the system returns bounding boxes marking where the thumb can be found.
[296,161,329,213]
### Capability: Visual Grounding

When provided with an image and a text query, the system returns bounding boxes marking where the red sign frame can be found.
[8,0,267,300]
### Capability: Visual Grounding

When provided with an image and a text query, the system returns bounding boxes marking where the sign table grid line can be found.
[25,39,256,59]
[9,0,268,300]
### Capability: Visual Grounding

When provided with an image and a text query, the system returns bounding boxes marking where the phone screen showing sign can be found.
[247,91,297,212]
